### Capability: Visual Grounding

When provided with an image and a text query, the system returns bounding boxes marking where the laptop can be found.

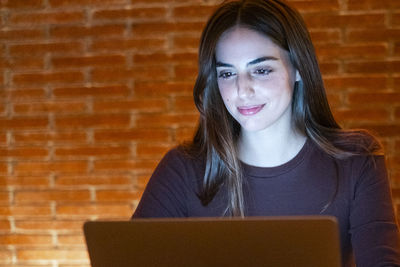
[83,216,342,267]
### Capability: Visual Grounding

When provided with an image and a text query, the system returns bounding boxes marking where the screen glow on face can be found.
[215,27,299,133]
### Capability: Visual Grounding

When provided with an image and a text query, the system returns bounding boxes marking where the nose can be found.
[236,73,255,99]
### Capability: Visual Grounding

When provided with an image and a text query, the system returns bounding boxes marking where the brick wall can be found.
[0,0,399,265]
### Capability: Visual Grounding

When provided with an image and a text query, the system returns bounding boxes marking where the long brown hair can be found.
[185,0,381,216]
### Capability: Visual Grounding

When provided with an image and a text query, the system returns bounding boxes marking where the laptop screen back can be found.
[84,216,342,267]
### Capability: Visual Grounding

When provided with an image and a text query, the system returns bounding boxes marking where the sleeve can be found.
[132,149,191,218]
[349,155,400,267]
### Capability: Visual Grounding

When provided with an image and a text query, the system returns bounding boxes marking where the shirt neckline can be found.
[241,138,312,178]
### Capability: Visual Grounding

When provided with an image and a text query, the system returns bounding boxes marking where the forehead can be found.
[215,27,284,63]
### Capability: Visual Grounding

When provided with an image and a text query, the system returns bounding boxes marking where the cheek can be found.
[218,83,232,102]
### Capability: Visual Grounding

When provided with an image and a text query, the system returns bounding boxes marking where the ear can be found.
[295,70,301,82]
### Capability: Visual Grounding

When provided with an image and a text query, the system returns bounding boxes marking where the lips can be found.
[237,104,265,115]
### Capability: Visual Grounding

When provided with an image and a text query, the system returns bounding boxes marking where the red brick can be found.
[134,52,197,65]
[52,55,126,68]
[57,234,85,247]
[10,42,84,56]
[0,0,44,9]
[53,85,130,98]
[135,113,199,128]
[388,155,400,168]
[135,174,150,189]
[12,71,84,86]
[93,7,167,20]
[132,22,204,36]
[55,114,130,128]
[91,66,169,82]
[55,175,131,187]
[0,249,12,263]
[173,36,200,49]
[348,92,400,105]
[7,88,46,99]
[136,143,172,158]
[303,13,385,29]
[394,12,400,26]
[392,188,400,200]
[8,57,45,71]
[0,176,50,188]
[350,124,400,138]
[54,146,130,158]
[93,98,168,112]
[346,29,400,43]
[0,29,44,41]
[13,161,88,175]
[173,64,198,80]
[93,159,158,172]
[290,0,339,12]
[315,44,387,60]
[0,234,52,246]
[394,42,400,56]
[50,24,125,39]
[0,220,10,231]
[17,249,88,262]
[309,30,341,44]
[394,77,400,86]
[173,5,217,19]
[0,105,5,115]
[49,0,126,7]
[0,163,7,175]
[14,190,91,204]
[345,61,400,73]
[91,38,166,52]
[94,128,171,142]
[96,190,141,202]
[324,76,388,90]
[348,0,400,10]
[56,204,132,219]
[0,204,52,218]
[13,101,86,114]
[0,133,6,145]
[13,131,87,144]
[134,81,193,97]
[0,148,48,159]
[0,192,10,204]
[0,117,48,130]
[0,89,5,100]
[15,220,84,231]
[9,11,85,25]
[333,108,390,122]
[1,57,44,70]
[174,96,196,112]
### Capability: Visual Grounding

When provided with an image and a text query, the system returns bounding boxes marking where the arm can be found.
[132,149,190,218]
[349,156,400,267]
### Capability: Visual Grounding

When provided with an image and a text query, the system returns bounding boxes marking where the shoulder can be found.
[160,145,204,167]
[333,129,383,155]
[309,137,387,182]
[154,145,206,182]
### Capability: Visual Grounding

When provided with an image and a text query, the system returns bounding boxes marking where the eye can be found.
[254,68,272,75]
[218,71,236,79]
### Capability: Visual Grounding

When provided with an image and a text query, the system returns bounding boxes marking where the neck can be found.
[238,127,306,167]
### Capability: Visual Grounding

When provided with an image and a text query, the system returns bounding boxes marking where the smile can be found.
[237,104,265,116]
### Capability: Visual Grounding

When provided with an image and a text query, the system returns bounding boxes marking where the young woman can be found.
[133,0,400,266]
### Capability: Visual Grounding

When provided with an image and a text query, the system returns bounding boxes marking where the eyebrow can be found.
[215,56,279,68]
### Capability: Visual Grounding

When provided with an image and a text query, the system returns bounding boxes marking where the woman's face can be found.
[215,27,299,134]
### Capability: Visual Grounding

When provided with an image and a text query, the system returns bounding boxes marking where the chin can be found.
[239,121,269,132]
